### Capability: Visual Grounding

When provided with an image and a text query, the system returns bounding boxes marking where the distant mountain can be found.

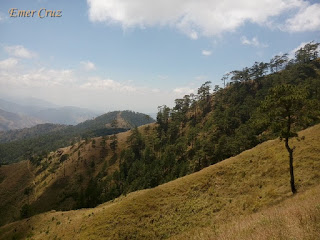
[76,110,154,131]
[9,97,58,109]
[33,106,98,125]
[0,99,99,126]
[0,109,43,132]
[0,99,44,116]
[0,110,155,163]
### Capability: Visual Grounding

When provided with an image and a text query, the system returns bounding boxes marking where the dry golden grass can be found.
[0,124,153,227]
[0,161,34,225]
[172,184,320,240]
[0,124,320,240]
[104,112,131,128]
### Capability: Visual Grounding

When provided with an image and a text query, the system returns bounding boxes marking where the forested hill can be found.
[75,110,154,131]
[0,110,154,164]
[106,42,320,198]
[0,123,67,143]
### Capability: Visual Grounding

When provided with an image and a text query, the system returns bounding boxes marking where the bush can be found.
[60,154,69,163]
[20,204,31,219]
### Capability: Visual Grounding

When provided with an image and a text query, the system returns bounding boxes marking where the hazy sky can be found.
[0,0,319,113]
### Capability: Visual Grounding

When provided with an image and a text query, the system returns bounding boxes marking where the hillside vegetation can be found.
[0,123,67,143]
[94,42,320,201]
[0,123,319,240]
[0,110,154,164]
[0,126,150,226]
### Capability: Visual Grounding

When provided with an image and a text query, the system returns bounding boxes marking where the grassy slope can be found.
[0,161,34,224]
[0,125,140,226]
[1,124,320,240]
[173,184,320,240]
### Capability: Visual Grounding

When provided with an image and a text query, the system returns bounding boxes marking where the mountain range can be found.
[0,109,43,132]
[0,98,100,130]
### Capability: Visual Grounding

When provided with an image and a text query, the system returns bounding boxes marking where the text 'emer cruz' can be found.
[8,8,62,18]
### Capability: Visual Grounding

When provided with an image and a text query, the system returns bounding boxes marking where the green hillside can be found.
[0,123,67,143]
[0,110,154,164]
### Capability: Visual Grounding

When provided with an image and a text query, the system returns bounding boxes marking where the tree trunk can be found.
[285,137,296,194]
[285,112,297,194]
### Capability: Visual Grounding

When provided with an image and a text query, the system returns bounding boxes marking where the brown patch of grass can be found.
[173,184,320,240]
[0,161,34,225]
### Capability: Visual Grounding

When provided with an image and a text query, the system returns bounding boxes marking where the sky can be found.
[0,0,319,113]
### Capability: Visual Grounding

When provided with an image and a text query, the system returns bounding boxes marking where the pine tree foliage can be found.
[97,42,320,202]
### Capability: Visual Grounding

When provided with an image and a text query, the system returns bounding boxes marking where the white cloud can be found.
[0,46,73,87]
[80,77,137,92]
[4,45,36,59]
[189,32,198,40]
[87,0,305,38]
[80,60,96,71]
[202,50,212,56]
[0,66,75,87]
[173,87,196,95]
[0,60,166,112]
[22,69,75,86]
[0,50,192,113]
[285,3,320,32]
[241,36,268,48]
[0,58,19,69]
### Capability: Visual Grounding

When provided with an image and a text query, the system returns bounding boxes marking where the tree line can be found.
[76,42,320,206]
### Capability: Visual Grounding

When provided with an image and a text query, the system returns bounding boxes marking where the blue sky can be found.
[0,0,319,113]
